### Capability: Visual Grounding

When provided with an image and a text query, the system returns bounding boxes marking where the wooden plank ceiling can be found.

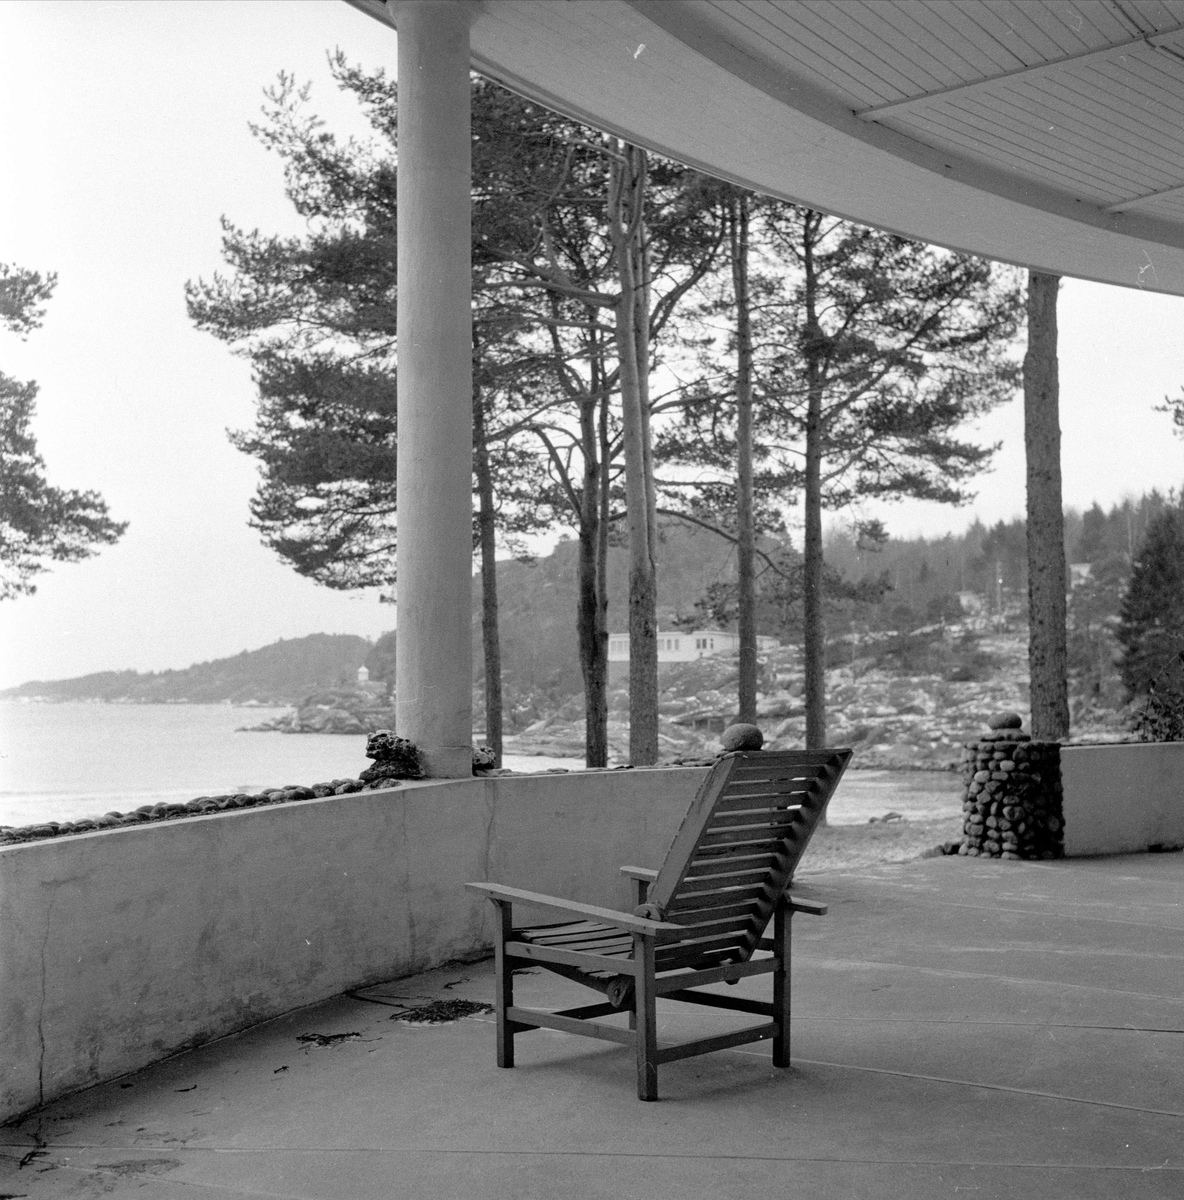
[706,1,1184,223]
[351,1,1184,295]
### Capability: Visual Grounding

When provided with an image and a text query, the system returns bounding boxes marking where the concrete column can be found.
[392,0,474,777]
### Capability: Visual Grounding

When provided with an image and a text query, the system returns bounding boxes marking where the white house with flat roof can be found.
[608,630,779,663]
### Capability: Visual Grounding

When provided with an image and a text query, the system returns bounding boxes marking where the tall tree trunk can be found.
[801,215,827,750]
[802,387,825,749]
[472,368,502,766]
[635,215,657,560]
[578,375,608,768]
[1023,271,1070,741]
[730,191,757,724]
[596,379,611,755]
[611,142,659,764]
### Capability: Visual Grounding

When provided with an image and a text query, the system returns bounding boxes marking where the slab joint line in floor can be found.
[796,954,1184,1004]
[776,1057,1184,1118]
[33,1145,1184,1170]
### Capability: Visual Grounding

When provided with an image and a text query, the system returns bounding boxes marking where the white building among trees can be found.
[608,630,779,663]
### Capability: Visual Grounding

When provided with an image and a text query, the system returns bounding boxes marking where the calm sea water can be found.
[0,701,581,827]
[0,701,962,828]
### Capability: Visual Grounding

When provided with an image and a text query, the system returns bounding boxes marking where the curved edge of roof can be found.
[348,0,1184,298]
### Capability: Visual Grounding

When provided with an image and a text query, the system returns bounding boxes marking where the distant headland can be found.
[0,632,395,707]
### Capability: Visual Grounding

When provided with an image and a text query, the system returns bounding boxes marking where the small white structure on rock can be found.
[608,629,779,663]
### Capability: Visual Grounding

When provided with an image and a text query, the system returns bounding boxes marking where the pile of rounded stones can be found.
[958,712,1064,860]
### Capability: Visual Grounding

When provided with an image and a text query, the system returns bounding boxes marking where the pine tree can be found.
[660,206,1023,747]
[1117,505,1184,700]
[0,264,126,599]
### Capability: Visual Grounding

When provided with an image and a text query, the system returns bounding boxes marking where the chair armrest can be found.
[465,882,684,938]
[619,866,658,882]
[787,894,828,916]
[621,865,658,909]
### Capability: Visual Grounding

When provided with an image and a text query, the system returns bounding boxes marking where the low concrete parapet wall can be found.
[0,767,705,1124]
[1061,742,1184,856]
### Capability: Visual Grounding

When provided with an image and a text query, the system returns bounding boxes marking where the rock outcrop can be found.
[239,689,395,736]
[358,730,423,784]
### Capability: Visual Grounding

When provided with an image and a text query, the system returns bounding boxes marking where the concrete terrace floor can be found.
[2,854,1181,1200]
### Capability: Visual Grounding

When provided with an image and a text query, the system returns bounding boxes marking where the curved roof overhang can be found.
[351,0,1184,297]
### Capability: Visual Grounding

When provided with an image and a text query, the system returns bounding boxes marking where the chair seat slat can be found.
[655,945,746,971]
[713,792,813,813]
[718,779,817,798]
[700,819,799,843]
[516,920,607,940]
[666,907,758,936]
[697,838,792,857]
[686,854,780,877]
[688,863,779,884]
[665,934,754,955]
[709,805,813,824]
[709,807,805,822]
[656,936,749,964]
[693,849,785,869]
[665,885,768,913]
[549,938,634,955]
[729,754,843,776]
[693,843,786,862]
[525,926,633,945]
[676,870,773,893]
[676,873,777,892]
[524,927,624,946]
[692,842,786,864]
[706,816,816,842]
[664,900,761,924]
[704,815,802,833]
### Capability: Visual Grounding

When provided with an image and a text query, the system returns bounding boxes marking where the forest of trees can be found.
[187,57,1182,755]
[467,484,1184,741]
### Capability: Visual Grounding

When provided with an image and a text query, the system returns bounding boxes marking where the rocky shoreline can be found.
[500,640,1039,770]
[237,635,1138,772]
[237,688,396,735]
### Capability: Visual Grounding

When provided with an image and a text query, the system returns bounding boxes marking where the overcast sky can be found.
[2,0,1183,691]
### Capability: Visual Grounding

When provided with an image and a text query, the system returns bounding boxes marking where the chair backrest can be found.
[648,749,852,972]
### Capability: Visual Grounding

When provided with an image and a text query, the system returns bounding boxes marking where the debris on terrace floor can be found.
[296,1031,365,1048]
[389,999,494,1025]
[347,979,495,1024]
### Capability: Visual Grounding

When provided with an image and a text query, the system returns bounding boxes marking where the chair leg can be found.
[633,934,658,1100]
[493,901,515,1069]
[772,896,792,1068]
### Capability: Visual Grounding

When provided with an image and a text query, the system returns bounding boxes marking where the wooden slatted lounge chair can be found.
[466,747,852,1100]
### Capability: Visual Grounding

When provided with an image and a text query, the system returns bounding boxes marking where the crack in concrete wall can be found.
[36,884,65,1111]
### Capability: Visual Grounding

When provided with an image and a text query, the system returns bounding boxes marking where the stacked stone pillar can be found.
[960,713,1063,859]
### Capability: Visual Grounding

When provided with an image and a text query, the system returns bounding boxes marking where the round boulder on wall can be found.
[721,723,764,752]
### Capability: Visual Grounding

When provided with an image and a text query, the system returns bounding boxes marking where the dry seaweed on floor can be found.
[389,999,493,1025]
